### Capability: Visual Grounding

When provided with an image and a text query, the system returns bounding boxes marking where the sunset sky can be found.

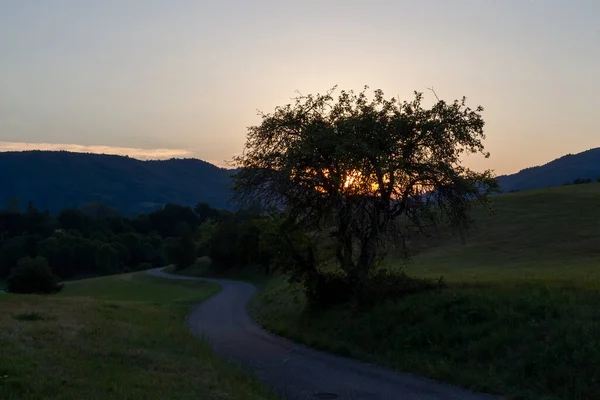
[1,1,598,174]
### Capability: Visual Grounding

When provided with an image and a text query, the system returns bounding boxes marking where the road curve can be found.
[147,268,502,400]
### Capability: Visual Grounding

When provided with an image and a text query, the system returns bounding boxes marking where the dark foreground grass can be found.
[249,184,600,400]
[0,272,278,400]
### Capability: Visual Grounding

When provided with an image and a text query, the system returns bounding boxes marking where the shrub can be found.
[303,272,352,311]
[361,269,447,307]
[302,269,447,312]
[7,256,62,294]
[137,262,153,271]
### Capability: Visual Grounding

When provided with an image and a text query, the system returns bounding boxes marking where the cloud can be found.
[0,141,195,160]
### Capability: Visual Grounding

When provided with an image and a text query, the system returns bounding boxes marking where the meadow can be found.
[0,273,276,400]
[248,183,600,400]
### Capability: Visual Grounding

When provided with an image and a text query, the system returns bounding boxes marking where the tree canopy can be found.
[234,87,498,304]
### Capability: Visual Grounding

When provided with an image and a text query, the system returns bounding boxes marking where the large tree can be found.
[234,87,498,302]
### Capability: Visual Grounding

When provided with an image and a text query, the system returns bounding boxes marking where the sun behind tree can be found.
[234,86,498,307]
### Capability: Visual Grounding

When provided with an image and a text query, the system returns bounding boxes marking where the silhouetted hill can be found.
[497,147,600,192]
[0,151,235,215]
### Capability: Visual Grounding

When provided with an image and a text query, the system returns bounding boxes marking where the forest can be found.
[0,200,269,293]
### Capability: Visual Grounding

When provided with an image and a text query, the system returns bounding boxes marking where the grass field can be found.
[0,272,277,400]
[248,183,600,400]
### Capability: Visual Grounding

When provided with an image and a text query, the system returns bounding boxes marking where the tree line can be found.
[0,200,268,293]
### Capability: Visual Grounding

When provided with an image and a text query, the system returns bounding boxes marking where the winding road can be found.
[148,268,501,400]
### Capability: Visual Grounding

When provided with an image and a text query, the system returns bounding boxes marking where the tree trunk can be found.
[352,236,378,305]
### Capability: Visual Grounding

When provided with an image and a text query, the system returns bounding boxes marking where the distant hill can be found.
[0,151,236,215]
[4,146,598,214]
[497,147,600,192]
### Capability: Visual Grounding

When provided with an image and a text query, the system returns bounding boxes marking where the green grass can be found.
[406,183,600,284]
[58,271,218,303]
[0,272,278,400]
[249,183,600,400]
[168,257,271,285]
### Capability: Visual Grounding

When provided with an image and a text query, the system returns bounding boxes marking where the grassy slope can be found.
[249,183,600,400]
[0,273,277,400]
[406,182,600,283]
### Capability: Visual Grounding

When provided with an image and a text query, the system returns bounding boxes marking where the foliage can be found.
[194,202,222,223]
[38,235,100,278]
[0,200,227,283]
[197,219,220,255]
[573,177,592,184]
[149,204,200,238]
[235,87,497,306]
[95,244,120,274]
[57,208,90,232]
[199,212,277,271]
[6,256,61,294]
[164,230,198,271]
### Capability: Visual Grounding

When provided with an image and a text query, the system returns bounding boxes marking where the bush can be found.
[361,269,447,306]
[303,272,352,311]
[137,262,153,271]
[7,256,62,294]
[302,269,446,312]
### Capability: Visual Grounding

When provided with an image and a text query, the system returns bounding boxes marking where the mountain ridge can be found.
[2,146,599,214]
[0,150,236,215]
[496,147,600,192]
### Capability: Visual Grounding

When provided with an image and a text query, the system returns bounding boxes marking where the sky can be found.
[1,1,599,174]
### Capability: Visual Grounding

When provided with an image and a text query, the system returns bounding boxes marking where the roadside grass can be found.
[249,183,600,400]
[0,272,278,400]
[163,256,212,277]
[168,257,271,286]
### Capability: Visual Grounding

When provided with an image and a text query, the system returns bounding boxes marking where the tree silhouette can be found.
[234,87,497,304]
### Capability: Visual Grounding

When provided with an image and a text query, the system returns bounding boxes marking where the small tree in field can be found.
[7,256,62,294]
[234,87,498,306]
